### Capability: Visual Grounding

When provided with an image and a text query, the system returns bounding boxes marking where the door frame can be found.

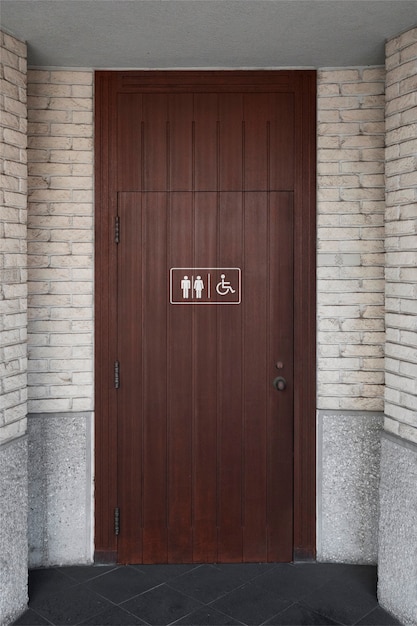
[94,70,317,563]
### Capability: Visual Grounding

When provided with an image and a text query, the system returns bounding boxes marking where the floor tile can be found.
[121,583,203,625]
[212,563,279,582]
[59,565,119,583]
[129,563,202,584]
[28,568,76,608]
[167,563,249,603]
[30,585,112,625]
[355,605,402,625]
[86,565,162,604]
[13,608,51,625]
[327,564,378,594]
[209,581,292,625]
[79,604,148,625]
[253,563,345,601]
[172,605,245,625]
[263,602,342,625]
[301,572,379,625]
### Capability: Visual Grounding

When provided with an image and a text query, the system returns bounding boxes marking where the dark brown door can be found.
[95,72,317,564]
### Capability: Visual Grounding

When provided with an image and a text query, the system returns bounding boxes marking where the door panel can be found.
[117,191,293,563]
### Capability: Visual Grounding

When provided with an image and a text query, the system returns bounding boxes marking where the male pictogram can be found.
[181,275,191,299]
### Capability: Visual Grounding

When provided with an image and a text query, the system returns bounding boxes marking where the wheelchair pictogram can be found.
[216,273,236,296]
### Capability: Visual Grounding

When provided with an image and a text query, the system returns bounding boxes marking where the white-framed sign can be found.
[170,268,241,305]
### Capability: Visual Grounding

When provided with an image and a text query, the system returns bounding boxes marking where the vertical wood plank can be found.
[169,94,193,191]
[242,192,268,561]
[143,94,168,190]
[167,192,194,562]
[117,193,143,563]
[270,94,295,191]
[217,192,244,561]
[117,93,142,190]
[219,94,243,191]
[94,72,118,561]
[192,192,218,562]
[141,192,169,562]
[293,72,317,560]
[194,94,218,191]
[243,95,269,190]
[267,192,294,561]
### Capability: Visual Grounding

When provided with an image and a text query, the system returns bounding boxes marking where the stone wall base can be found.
[378,433,417,625]
[27,412,94,568]
[0,436,28,625]
[317,410,383,564]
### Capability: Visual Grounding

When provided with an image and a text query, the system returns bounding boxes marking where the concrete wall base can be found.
[27,412,94,568]
[378,432,417,626]
[317,410,383,564]
[0,436,28,625]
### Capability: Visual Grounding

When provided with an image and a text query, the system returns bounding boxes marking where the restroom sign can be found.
[170,268,241,304]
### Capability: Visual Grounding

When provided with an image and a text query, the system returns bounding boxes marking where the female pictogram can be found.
[193,275,204,298]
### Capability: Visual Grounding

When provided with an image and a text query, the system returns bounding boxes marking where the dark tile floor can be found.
[14,563,402,626]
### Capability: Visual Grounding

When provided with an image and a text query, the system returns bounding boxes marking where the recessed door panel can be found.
[117,191,293,563]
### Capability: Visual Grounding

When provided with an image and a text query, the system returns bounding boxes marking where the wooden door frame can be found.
[94,70,317,563]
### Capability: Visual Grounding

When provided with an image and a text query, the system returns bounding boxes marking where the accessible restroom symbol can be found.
[170,268,241,304]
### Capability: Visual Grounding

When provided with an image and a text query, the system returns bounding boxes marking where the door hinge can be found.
[114,360,120,389]
[115,216,120,244]
[114,507,120,536]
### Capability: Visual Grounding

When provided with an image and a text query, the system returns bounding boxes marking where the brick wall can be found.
[384,28,417,444]
[317,68,386,411]
[25,68,388,416]
[0,32,28,444]
[27,70,94,413]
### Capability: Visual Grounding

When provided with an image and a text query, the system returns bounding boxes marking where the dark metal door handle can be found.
[273,376,287,391]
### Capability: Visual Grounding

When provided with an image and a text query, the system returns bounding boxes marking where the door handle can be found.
[273,376,287,391]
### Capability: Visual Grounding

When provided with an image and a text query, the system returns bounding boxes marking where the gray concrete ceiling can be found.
[2,0,417,69]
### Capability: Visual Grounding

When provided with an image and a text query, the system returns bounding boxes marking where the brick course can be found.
[27,70,94,413]
[0,32,28,444]
[317,67,386,411]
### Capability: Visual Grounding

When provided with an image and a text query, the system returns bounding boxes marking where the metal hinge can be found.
[115,216,120,243]
[114,360,120,389]
[114,507,120,536]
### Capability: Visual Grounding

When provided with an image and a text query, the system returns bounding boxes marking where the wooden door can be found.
[95,72,317,564]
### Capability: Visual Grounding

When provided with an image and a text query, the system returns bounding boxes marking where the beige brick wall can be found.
[27,70,94,413]
[0,32,28,444]
[384,28,417,444]
[25,68,388,416]
[317,68,386,411]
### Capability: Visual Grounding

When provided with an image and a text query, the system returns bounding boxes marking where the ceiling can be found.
[1,0,417,69]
